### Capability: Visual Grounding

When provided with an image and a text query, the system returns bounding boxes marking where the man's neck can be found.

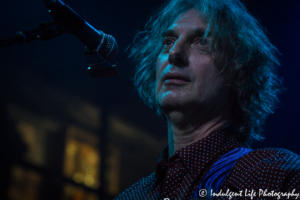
[166,109,232,157]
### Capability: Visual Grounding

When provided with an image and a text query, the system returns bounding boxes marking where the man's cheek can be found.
[156,54,168,71]
[155,82,159,102]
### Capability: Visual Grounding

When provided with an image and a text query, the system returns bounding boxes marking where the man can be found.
[115,0,300,199]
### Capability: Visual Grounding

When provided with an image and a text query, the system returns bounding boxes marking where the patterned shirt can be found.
[114,127,300,200]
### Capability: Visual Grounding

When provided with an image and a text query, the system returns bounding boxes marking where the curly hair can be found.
[129,0,283,145]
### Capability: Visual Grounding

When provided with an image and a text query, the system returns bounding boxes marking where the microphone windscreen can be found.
[99,34,118,62]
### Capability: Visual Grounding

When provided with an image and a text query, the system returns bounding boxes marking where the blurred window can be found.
[63,126,100,189]
[8,165,42,200]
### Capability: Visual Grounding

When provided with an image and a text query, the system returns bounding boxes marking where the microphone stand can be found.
[0,22,64,48]
[0,1,119,78]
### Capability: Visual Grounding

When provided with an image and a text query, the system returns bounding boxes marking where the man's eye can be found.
[197,38,207,46]
[163,39,174,46]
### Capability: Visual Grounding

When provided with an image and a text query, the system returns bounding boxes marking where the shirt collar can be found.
[156,127,243,177]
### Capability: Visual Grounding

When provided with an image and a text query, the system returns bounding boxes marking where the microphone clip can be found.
[85,47,119,78]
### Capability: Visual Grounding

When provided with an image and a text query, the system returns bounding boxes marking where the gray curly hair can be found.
[129,0,283,145]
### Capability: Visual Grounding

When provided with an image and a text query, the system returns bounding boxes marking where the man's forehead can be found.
[163,9,207,37]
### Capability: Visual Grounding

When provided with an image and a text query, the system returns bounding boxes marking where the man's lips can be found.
[163,72,190,83]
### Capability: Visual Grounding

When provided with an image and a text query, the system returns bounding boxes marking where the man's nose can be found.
[168,39,188,67]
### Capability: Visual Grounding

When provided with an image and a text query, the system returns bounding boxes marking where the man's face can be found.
[155,9,232,115]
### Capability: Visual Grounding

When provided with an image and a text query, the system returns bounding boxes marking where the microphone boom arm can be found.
[0,0,119,78]
[0,22,64,48]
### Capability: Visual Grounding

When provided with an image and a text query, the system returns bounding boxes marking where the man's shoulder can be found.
[225,148,300,191]
[239,148,300,171]
[114,172,157,200]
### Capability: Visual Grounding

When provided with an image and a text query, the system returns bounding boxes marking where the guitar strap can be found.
[190,147,253,200]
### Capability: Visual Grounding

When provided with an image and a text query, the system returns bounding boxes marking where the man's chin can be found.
[158,99,190,114]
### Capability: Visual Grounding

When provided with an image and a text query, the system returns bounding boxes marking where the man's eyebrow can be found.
[188,28,206,38]
[162,28,207,38]
[162,29,177,38]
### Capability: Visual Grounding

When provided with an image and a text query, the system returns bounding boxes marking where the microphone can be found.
[42,0,119,77]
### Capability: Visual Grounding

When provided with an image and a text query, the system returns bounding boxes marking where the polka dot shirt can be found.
[115,127,300,200]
